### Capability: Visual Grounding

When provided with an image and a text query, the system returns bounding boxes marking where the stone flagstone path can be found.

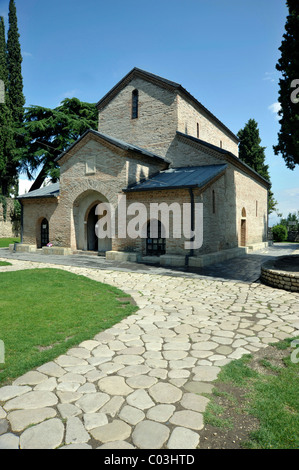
[0,258,298,449]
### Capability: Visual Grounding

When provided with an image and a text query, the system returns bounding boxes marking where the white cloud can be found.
[268,102,281,114]
[263,72,276,83]
[22,51,33,58]
[268,102,281,120]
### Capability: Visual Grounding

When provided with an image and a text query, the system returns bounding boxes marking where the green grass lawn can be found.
[0,261,11,266]
[0,268,138,385]
[0,237,20,247]
[204,338,299,449]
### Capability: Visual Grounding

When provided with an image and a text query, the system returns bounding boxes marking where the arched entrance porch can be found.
[72,190,112,253]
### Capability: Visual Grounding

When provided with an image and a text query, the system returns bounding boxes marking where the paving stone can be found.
[146,404,175,423]
[126,389,155,410]
[148,383,182,404]
[132,420,170,449]
[126,375,158,389]
[56,391,83,404]
[100,396,125,418]
[0,419,8,435]
[83,412,108,430]
[56,382,81,393]
[8,407,57,432]
[98,376,133,396]
[55,355,88,367]
[37,361,66,378]
[75,392,110,413]
[167,427,200,449]
[13,371,48,386]
[192,365,221,382]
[0,433,19,449]
[114,355,144,365]
[58,403,81,419]
[67,347,91,359]
[168,369,190,379]
[79,340,100,351]
[90,419,131,443]
[181,393,210,412]
[34,377,57,391]
[0,407,6,419]
[169,410,204,430]
[97,440,135,449]
[4,391,58,411]
[117,365,151,377]
[58,372,86,385]
[20,418,64,449]
[119,405,145,425]
[65,417,90,445]
[0,385,31,402]
[61,443,92,449]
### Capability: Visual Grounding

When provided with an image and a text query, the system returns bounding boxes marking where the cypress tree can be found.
[273,0,299,169]
[0,15,15,196]
[237,119,277,214]
[6,0,25,124]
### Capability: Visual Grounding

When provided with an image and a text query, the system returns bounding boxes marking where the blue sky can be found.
[1,0,298,225]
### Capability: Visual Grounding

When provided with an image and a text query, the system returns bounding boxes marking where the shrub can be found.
[271,224,288,242]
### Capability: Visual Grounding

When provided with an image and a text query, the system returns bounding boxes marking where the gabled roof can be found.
[176,132,271,188]
[96,67,239,143]
[124,164,227,193]
[18,182,60,200]
[55,129,169,164]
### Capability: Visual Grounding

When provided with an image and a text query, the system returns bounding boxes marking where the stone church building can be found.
[18,68,270,267]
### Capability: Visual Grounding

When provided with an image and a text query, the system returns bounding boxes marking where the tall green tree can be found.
[0,15,15,196]
[7,0,25,124]
[237,119,277,214]
[18,98,98,191]
[273,0,299,170]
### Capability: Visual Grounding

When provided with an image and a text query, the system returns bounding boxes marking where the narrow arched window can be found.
[132,89,138,119]
[212,190,216,214]
[197,122,199,139]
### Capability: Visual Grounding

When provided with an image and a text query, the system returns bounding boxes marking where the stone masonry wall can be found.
[98,76,239,161]
[177,94,239,156]
[234,169,268,246]
[50,134,166,249]
[98,77,178,158]
[22,198,58,247]
[0,198,19,238]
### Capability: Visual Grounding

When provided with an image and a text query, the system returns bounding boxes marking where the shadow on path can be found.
[0,243,298,284]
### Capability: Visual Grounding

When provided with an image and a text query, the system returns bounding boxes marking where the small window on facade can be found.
[212,190,216,214]
[132,89,138,119]
[197,122,199,139]
[220,140,223,148]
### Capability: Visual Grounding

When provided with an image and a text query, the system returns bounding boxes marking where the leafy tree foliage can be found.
[0,15,16,196]
[273,0,299,169]
[18,98,98,191]
[237,119,277,214]
[6,0,25,124]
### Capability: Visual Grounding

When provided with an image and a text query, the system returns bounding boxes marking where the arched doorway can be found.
[41,218,49,247]
[87,204,98,251]
[72,190,112,253]
[146,220,166,256]
[240,208,246,247]
[85,202,112,253]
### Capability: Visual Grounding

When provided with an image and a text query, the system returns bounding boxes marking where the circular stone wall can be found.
[261,255,299,292]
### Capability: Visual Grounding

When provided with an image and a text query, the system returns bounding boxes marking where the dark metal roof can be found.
[177,132,271,188]
[18,182,60,200]
[96,67,239,143]
[55,129,168,164]
[124,164,227,193]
